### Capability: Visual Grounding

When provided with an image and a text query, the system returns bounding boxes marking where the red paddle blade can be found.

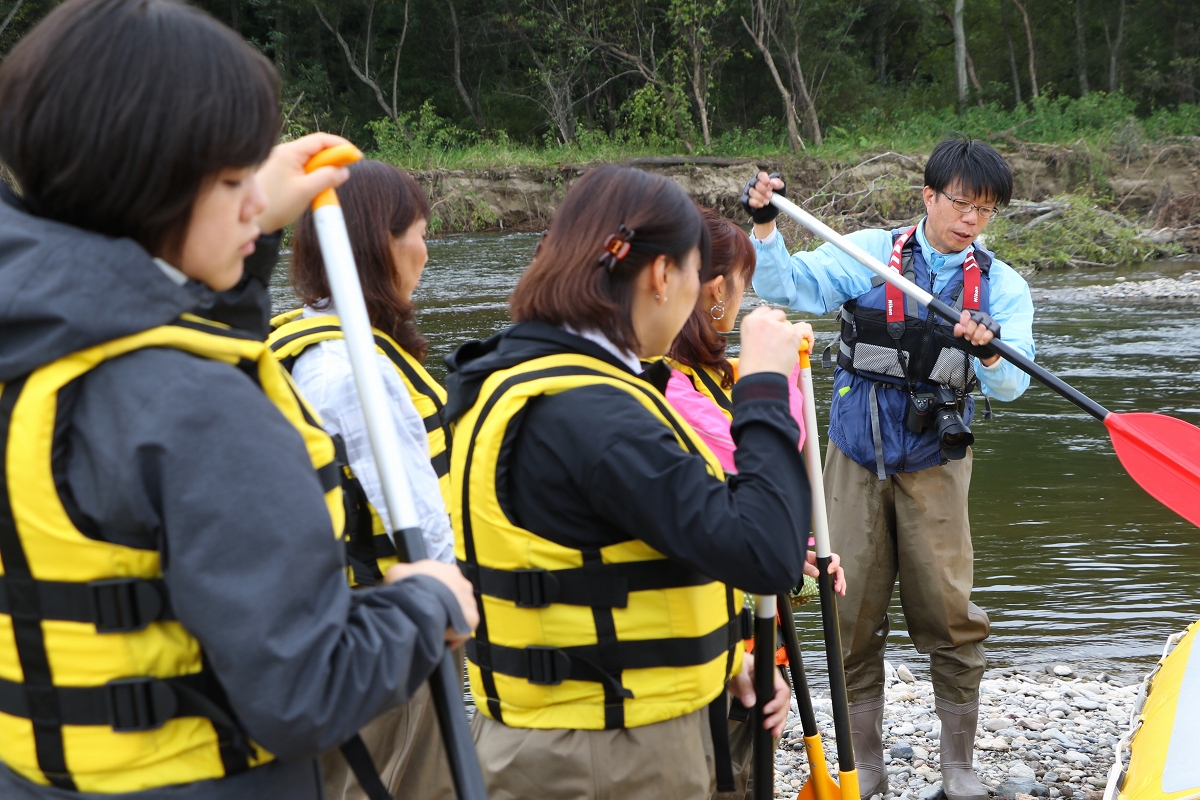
[1105,412,1200,527]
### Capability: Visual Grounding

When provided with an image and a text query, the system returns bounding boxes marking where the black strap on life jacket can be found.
[690,365,733,415]
[339,734,394,800]
[331,435,398,587]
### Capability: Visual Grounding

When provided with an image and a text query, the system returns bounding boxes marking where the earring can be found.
[710,301,726,321]
[654,294,661,300]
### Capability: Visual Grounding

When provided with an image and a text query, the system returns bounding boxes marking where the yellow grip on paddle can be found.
[799,339,812,370]
[305,144,364,210]
[839,770,859,800]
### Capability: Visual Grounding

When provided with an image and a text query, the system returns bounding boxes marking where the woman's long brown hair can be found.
[291,159,431,360]
[667,206,756,389]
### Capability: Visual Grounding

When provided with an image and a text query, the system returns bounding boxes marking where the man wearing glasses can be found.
[742,137,1034,800]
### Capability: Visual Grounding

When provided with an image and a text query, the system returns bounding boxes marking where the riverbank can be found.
[408,142,1200,269]
[776,660,1138,800]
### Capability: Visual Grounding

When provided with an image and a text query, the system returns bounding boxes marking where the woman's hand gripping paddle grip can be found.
[797,340,859,800]
[304,145,488,800]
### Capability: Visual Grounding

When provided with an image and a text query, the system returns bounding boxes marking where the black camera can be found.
[905,385,973,460]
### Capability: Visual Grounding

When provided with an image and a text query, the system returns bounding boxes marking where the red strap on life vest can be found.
[962,249,981,311]
[887,226,982,316]
[885,226,918,323]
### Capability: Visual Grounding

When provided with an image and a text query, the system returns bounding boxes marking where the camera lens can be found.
[934,407,974,460]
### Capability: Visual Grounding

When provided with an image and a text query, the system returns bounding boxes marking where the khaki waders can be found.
[824,443,989,706]
[472,707,719,800]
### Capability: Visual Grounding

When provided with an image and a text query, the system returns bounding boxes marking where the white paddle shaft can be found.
[312,205,422,544]
[799,360,833,559]
[769,194,935,308]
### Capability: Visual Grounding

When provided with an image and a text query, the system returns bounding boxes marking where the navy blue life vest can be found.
[826,228,993,477]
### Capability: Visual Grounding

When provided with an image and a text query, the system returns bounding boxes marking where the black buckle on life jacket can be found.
[738,607,754,640]
[106,677,178,732]
[513,569,559,608]
[525,646,572,685]
[89,579,164,633]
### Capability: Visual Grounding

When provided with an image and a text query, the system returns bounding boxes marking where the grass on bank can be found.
[368,94,1200,171]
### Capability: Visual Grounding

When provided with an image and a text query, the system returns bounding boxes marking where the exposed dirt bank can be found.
[412,143,1200,262]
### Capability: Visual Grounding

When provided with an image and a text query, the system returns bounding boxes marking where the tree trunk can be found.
[446,0,487,132]
[953,0,968,110]
[741,8,806,153]
[1075,0,1089,94]
[1001,0,1023,104]
[0,0,26,41]
[874,1,890,85]
[692,42,711,149]
[786,41,823,146]
[1106,0,1126,93]
[1010,0,1038,97]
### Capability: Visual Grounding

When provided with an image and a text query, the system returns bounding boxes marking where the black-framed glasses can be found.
[941,191,999,220]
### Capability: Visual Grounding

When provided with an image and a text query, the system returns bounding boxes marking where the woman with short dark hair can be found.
[268,159,457,800]
[0,1,475,797]
[446,165,817,800]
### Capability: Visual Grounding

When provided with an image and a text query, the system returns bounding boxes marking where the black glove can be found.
[739,173,786,224]
[948,310,1002,358]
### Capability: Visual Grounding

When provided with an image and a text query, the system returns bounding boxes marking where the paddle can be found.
[770,193,1200,528]
[304,145,487,800]
[797,342,861,800]
[777,594,840,800]
[753,594,778,800]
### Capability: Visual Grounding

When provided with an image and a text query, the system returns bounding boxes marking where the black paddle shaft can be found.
[776,596,819,739]
[396,525,488,800]
[932,300,1110,422]
[753,606,777,800]
[817,557,855,773]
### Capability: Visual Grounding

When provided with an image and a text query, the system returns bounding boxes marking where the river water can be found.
[272,233,1200,686]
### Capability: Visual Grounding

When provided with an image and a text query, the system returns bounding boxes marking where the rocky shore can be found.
[774,660,1135,800]
[1037,269,1200,303]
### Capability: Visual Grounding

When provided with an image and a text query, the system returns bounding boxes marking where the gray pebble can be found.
[891,744,915,759]
[917,785,944,800]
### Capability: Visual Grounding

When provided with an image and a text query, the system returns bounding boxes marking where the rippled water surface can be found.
[273,234,1200,686]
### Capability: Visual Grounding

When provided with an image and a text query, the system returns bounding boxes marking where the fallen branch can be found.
[987,118,1034,143]
[1022,208,1060,230]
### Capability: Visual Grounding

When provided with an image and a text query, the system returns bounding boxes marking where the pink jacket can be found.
[665,363,806,474]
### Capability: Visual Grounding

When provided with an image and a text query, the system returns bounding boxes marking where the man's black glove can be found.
[739,173,786,224]
[949,310,1002,358]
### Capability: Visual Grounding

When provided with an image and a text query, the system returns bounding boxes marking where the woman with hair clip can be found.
[267,159,458,800]
[444,165,824,800]
[662,207,846,800]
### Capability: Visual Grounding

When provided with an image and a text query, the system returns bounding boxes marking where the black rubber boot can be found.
[848,697,887,800]
[935,698,988,800]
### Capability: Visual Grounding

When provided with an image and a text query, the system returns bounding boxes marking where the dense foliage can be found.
[2,0,1197,159]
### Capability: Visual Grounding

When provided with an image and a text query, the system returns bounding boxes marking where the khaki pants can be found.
[472,708,717,800]
[825,443,989,706]
[319,682,455,800]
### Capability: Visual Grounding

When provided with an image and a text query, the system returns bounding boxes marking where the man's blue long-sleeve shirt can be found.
[751,219,1035,402]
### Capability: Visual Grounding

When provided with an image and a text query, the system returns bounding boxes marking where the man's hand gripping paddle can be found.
[305,145,487,800]
[771,193,1200,528]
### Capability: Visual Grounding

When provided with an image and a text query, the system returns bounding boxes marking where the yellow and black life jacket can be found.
[661,357,739,423]
[267,310,451,586]
[0,315,343,794]
[452,352,745,731]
